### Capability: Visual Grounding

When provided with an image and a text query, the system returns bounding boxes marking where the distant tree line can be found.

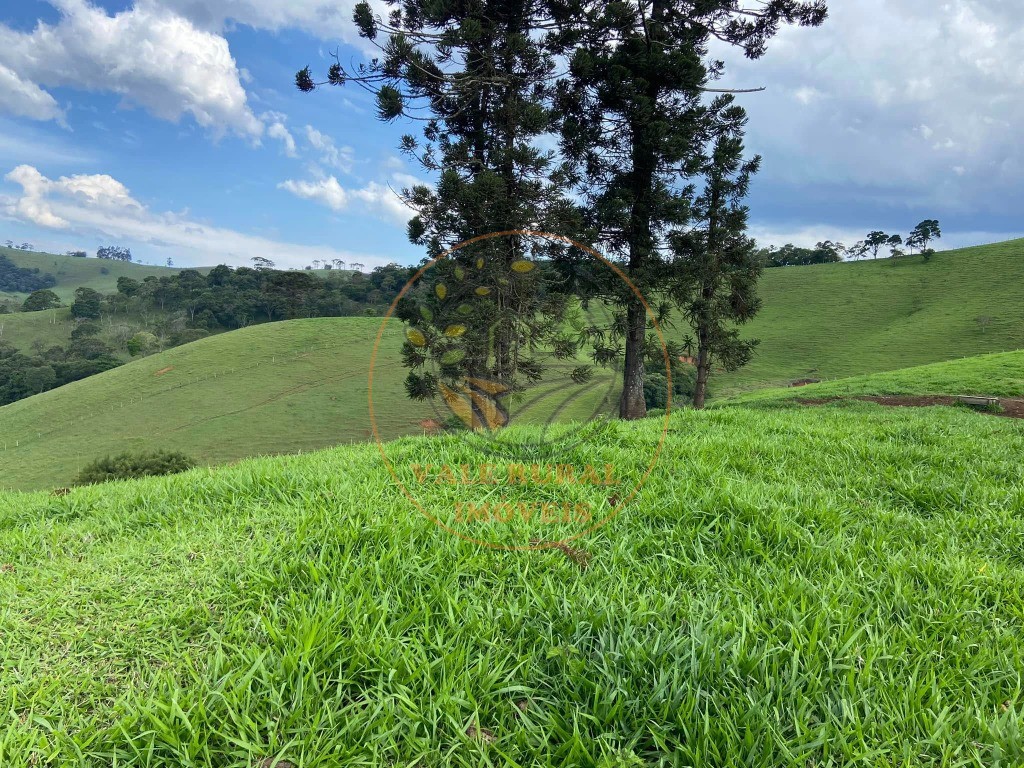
[847,220,942,261]
[0,254,57,293]
[0,332,122,405]
[96,245,133,262]
[111,262,413,328]
[0,262,416,406]
[756,241,846,268]
[760,220,942,268]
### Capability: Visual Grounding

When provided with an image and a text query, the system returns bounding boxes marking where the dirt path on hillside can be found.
[795,395,1024,420]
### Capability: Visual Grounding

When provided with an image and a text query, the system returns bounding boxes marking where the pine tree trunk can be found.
[693,329,710,409]
[616,0,665,421]
[619,298,647,419]
[693,172,721,410]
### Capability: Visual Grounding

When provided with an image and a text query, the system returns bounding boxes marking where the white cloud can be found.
[0,0,262,138]
[304,126,354,172]
[155,0,387,48]
[717,0,1024,213]
[0,64,65,124]
[1,164,392,269]
[263,112,297,157]
[793,86,822,105]
[279,176,350,211]
[278,173,414,225]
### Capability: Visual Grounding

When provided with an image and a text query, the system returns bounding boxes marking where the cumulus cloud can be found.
[1,164,392,269]
[0,64,65,124]
[155,0,387,47]
[719,0,1024,220]
[278,176,350,211]
[0,0,262,138]
[278,173,416,225]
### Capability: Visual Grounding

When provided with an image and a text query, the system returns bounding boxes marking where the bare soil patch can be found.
[796,395,1024,420]
[153,366,174,376]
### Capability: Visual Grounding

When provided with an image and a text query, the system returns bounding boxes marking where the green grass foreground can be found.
[2,392,1024,765]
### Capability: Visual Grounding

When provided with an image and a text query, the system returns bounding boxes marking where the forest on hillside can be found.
[0,262,414,405]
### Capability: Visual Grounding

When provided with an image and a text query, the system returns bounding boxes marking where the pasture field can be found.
[713,238,1024,395]
[4,238,1024,491]
[0,305,75,351]
[0,246,192,304]
[1,358,1023,765]
[0,317,618,491]
[723,349,1024,406]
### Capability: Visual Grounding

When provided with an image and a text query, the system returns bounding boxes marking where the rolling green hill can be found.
[3,238,1024,491]
[724,349,1024,405]
[713,238,1024,395]
[1,352,1023,765]
[0,304,74,352]
[0,246,196,304]
[0,317,618,491]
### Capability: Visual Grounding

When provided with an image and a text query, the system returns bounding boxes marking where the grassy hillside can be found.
[0,317,618,491]
[713,238,1024,395]
[0,304,74,351]
[0,246,193,304]
[1,368,1023,765]
[5,238,1024,491]
[724,349,1024,406]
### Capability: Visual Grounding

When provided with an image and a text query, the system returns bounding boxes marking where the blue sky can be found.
[0,0,1021,269]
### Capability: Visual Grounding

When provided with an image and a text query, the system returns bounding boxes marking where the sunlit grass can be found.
[2,391,1023,765]
[713,239,1024,395]
[722,349,1024,406]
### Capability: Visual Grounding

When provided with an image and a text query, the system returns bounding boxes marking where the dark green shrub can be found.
[74,450,198,485]
[168,328,210,347]
[21,289,61,312]
[644,367,697,410]
[70,287,102,319]
[70,321,101,340]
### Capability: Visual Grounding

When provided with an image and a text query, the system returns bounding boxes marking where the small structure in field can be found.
[956,395,1000,408]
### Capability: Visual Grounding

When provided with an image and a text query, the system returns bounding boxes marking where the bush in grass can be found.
[168,328,209,347]
[74,450,198,485]
[70,321,101,340]
[21,289,61,312]
[644,366,697,410]
[126,331,159,356]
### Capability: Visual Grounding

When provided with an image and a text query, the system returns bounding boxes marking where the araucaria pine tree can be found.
[671,98,762,409]
[297,1,585,425]
[555,0,827,419]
